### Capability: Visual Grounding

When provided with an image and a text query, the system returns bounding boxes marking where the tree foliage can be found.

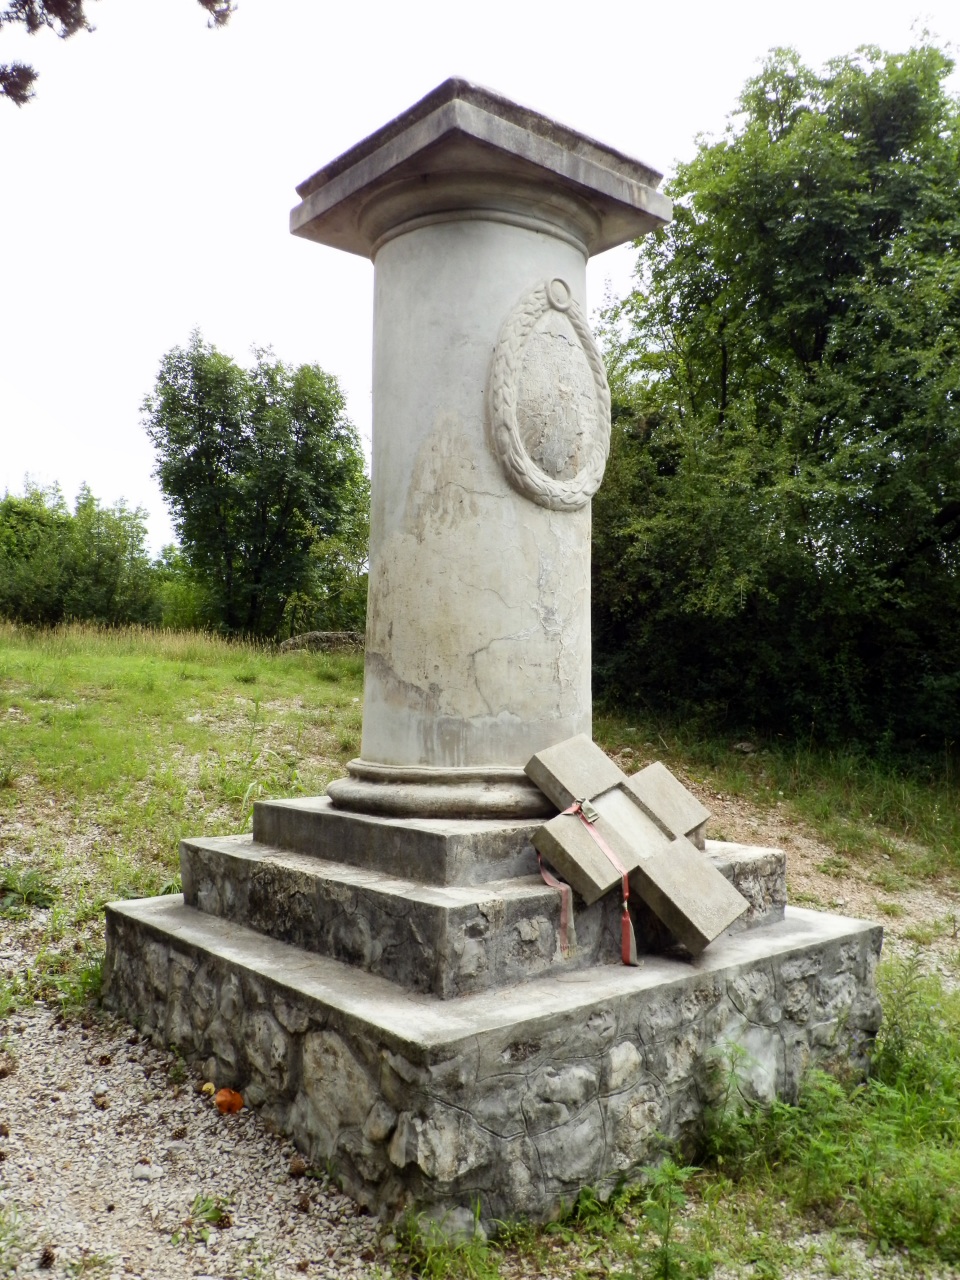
[594,44,960,748]
[0,0,234,105]
[280,498,370,636]
[0,483,158,625]
[143,333,369,639]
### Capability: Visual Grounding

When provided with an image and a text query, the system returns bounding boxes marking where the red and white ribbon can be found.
[537,852,572,956]
[563,800,638,966]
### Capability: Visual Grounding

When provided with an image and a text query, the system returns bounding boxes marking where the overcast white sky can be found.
[1,0,957,552]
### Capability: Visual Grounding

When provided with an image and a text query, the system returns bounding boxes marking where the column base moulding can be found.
[326,759,556,820]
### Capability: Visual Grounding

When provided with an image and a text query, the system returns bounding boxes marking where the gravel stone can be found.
[0,1005,383,1278]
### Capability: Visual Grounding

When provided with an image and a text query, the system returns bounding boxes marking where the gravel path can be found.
[0,1005,384,1279]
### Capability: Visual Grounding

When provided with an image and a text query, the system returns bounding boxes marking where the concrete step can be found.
[251,796,542,886]
[181,834,624,997]
[180,834,786,999]
[103,893,882,1223]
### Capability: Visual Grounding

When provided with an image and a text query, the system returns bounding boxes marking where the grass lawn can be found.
[0,621,362,1007]
[2,622,960,1278]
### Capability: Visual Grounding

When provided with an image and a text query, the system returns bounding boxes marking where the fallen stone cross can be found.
[526,734,749,955]
[626,760,710,849]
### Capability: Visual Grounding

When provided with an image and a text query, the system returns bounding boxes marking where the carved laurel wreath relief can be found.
[487,277,612,510]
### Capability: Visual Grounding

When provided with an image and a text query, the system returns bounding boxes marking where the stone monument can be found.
[104,80,882,1227]
[292,77,669,821]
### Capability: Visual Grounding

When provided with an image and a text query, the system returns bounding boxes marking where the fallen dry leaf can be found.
[214,1087,243,1114]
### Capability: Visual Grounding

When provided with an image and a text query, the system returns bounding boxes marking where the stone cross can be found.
[526,735,748,954]
[289,79,671,823]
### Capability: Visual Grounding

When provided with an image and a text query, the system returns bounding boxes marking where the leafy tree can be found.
[64,484,158,624]
[0,483,66,623]
[143,332,369,639]
[1,0,234,105]
[152,544,214,632]
[0,482,158,624]
[594,44,960,748]
[281,499,370,636]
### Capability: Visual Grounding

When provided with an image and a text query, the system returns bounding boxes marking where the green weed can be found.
[875,900,906,917]
[0,980,23,1020]
[59,954,103,1013]
[563,1180,638,1235]
[168,1052,188,1086]
[0,1202,25,1278]
[4,947,105,1016]
[0,865,56,916]
[394,1204,498,1280]
[634,1160,713,1279]
[172,1193,233,1245]
[902,920,945,945]
[791,890,821,906]
[42,900,71,941]
[236,1242,278,1279]
[701,957,960,1264]
[66,1253,115,1276]
[815,855,851,879]
[871,866,911,893]
[817,1232,859,1277]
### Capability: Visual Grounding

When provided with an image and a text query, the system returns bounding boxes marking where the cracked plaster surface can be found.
[359,220,595,773]
[362,415,590,766]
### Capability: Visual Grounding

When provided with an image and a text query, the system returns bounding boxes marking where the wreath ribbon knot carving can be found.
[487,277,612,511]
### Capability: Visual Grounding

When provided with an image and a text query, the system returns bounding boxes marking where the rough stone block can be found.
[103,898,881,1226]
[180,834,636,996]
[707,842,786,929]
[180,832,787,996]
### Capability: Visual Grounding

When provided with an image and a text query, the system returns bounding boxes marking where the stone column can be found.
[290,80,670,818]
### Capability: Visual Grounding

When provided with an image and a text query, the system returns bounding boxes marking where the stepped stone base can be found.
[180,835,787,999]
[180,831,785,998]
[251,798,543,886]
[103,898,881,1224]
[103,802,878,1223]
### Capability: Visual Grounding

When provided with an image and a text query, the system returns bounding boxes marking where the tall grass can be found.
[0,618,254,660]
[703,957,960,1263]
[0,623,363,1005]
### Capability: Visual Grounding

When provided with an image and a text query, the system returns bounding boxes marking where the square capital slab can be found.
[291,77,672,259]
